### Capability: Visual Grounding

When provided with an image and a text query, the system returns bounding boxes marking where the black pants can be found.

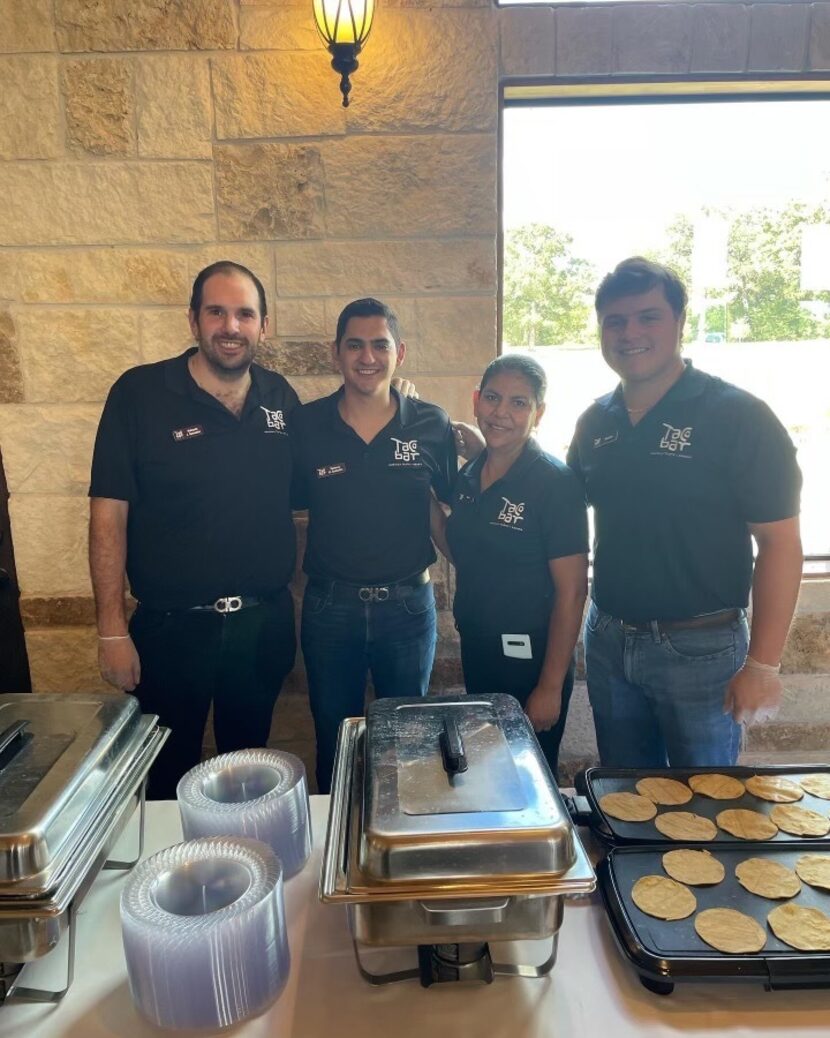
[130,589,296,800]
[458,627,574,783]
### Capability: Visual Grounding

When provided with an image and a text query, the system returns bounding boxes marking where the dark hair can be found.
[189,261,267,323]
[595,257,687,318]
[335,297,401,351]
[480,354,547,406]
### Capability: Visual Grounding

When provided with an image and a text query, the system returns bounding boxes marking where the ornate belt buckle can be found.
[214,596,243,613]
[359,586,390,603]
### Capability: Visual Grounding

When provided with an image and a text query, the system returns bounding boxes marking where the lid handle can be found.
[439,717,468,778]
[0,719,28,768]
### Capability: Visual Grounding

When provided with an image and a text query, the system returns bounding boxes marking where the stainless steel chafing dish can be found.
[320,694,595,986]
[0,693,168,1004]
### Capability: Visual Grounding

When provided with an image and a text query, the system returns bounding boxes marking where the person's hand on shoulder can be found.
[453,421,485,460]
[98,636,141,692]
[724,657,782,725]
[391,376,419,399]
[524,684,563,732]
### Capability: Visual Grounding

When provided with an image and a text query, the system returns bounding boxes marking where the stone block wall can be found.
[1,0,828,786]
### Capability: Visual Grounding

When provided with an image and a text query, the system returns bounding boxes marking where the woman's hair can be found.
[480,353,547,405]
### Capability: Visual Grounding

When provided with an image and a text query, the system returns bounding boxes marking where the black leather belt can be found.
[309,570,430,603]
[188,595,265,614]
[621,608,742,634]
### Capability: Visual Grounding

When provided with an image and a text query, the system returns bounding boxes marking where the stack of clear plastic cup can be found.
[177,749,312,878]
[120,837,289,1030]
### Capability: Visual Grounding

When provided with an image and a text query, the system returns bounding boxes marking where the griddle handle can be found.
[0,719,28,766]
[440,717,468,777]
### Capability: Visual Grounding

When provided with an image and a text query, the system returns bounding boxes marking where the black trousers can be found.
[130,589,296,800]
[458,627,574,783]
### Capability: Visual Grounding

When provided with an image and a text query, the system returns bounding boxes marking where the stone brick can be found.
[140,310,192,365]
[63,59,135,156]
[212,53,346,140]
[782,614,830,673]
[0,56,61,159]
[555,7,613,77]
[690,3,750,73]
[408,375,480,424]
[273,299,328,338]
[345,10,497,134]
[809,4,830,71]
[55,0,236,53]
[416,297,496,376]
[323,135,496,239]
[0,254,16,300]
[614,5,692,75]
[0,311,25,404]
[215,143,326,242]
[16,309,140,403]
[385,0,490,7]
[0,163,215,246]
[265,341,332,377]
[16,249,190,305]
[137,55,212,159]
[240,6,320,50]
[500,7,555,78]
[186,245,275,299]
[0,404,101,494]
[275,239,495,297]
[10,494,90,596]
[749,3,809,71]
[20,595,97,627]
[26,628,109,694]
[0,0,54,53]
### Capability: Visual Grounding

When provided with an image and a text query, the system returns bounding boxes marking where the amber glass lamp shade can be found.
[312,0,375,107]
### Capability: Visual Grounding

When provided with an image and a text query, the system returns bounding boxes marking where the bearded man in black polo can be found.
[89,261,298,798]
[292,298,456,793]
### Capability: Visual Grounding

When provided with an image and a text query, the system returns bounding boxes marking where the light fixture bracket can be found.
[328,42,361,108]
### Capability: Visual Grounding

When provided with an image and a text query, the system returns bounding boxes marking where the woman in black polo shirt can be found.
[441,355,589,779]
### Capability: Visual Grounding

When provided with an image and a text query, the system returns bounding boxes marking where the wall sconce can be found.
[313,0,375,108]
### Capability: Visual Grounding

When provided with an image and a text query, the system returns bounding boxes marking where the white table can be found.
[2,798,829,1037]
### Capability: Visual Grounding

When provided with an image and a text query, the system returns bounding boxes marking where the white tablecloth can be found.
[2,798,829,1037]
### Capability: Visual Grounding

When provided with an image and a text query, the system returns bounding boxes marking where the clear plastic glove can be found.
[524,685,562,732]
[98,636,141,692]
[391,376,418,399]
[452,421,485,460]
[724,662,782,725]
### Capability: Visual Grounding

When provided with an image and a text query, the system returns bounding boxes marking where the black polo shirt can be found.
[446,440,588,635]
[292,388,456,583]
[89,349,299,609]
[567,362,802,623]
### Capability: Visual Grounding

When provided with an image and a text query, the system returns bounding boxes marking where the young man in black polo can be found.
[567,257,803,768]
[89,261,298,798]
[292,298,456,793]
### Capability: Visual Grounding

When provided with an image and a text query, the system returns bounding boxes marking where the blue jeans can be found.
[583,601,748,768]
[301,579,437,793]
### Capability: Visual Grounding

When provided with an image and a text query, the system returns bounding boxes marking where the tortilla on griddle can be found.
[735,857,801,899]
[654,811,717,842]
[631,875,696,920]
[770,803,830,838]
[716,808,778,840]
[599,791,657,822]
[745,775,803,803]
[694,908,766,953]
[662,849,724,886]
[635,777,693,805]
[768,903,830,951]
[799,774,830,800]
[688,773,746,800]
[795,854,830,891]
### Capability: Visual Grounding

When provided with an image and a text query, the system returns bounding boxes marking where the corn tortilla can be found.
[795,854,830,891]
[631,875,696,920]
[768,903,830,951]
[799,774,830,800]
[716,808,778,840]
[688,773,746,800]
[599,792,657,822]
[662,849,725,886]
[770,803,830,838]
[655,811,718,842]
[735,858,801,899]
[635,777,693,805]
[695,908,766,953]
[745,775,803,803]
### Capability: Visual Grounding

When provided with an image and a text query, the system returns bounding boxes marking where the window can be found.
[502,91,830,565]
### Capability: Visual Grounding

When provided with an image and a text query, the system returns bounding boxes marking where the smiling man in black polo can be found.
[567,257,803,769]
[293,298,456,793]
[89,261,298,798]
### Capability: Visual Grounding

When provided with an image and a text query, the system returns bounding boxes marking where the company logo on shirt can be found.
[657,423,693,455]
[391,437,419,462]
[172,425,204,441]
[316,463,347,478]
[260,406,286,433]
[593,432,618,450]
[495,497,525,529]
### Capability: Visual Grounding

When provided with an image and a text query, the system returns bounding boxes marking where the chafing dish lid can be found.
[0,693,146,884]
[360,694,576,883]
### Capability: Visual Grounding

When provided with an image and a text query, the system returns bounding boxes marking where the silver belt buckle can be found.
[358,586,390,603]
[214,596,243,613]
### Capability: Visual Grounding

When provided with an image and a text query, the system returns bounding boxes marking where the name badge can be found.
[316,463,347,478]
[502,634,532,660]
[172,425,204,441]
